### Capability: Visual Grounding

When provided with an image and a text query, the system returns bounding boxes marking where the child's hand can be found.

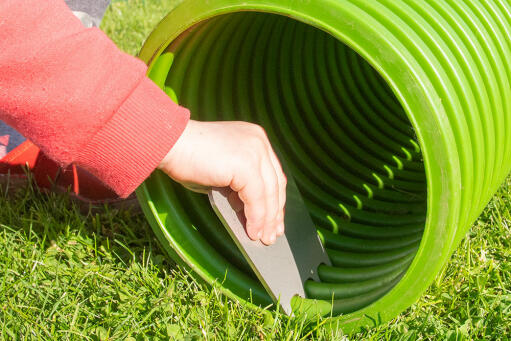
[158,120,287,245]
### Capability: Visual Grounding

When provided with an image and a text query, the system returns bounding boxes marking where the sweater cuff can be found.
[75,77,190,198]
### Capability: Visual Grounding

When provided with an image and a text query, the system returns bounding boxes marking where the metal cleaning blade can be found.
[208,173,331,315]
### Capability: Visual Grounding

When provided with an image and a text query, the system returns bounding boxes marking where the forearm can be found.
[0,0,190,196]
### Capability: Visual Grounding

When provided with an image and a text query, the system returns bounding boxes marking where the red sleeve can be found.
[0,0,190,197]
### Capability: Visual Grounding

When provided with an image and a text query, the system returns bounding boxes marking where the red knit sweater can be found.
[0,0,190,197]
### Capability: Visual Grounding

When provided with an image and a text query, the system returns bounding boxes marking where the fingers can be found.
[268,148,287,237]
[235,167,267,241]
[259,152,279,245]
[230,123,287,245]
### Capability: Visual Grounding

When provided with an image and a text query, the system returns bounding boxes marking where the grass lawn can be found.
[1,0,511,339]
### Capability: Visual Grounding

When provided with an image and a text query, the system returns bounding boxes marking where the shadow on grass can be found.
[0,180,176,271]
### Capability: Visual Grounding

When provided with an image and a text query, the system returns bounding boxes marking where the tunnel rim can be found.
[137,0,461,332]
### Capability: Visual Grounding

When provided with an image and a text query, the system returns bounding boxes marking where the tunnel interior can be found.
[155,11,428,314]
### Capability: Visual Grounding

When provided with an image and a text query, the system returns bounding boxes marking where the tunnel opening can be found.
[154,11,427,314]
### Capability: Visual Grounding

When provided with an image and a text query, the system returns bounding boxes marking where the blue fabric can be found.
[0,122,26,154]
[65,0,111,23]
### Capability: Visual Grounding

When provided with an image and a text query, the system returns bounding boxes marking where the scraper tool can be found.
[208,172,331,315]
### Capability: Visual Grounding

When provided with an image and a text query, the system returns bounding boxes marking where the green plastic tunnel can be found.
[135,0,511,332]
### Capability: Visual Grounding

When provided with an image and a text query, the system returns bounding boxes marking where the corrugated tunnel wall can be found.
[136,0,511,332]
